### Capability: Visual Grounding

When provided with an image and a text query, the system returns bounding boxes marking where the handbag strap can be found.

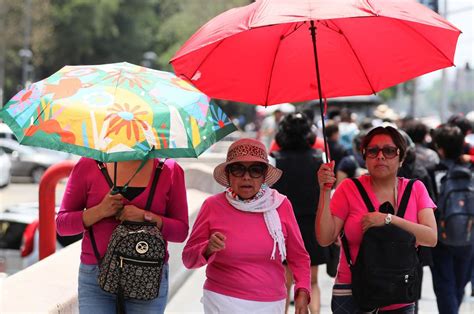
[89,159,166,263]
[97,159,149,194]
[341,178,417,268]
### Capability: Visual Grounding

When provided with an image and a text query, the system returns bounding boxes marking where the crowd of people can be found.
[56,105,474,314]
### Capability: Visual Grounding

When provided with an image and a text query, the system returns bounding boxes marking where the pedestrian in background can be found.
[260,109,284,150]
[430,125,473,314]
[183,138,310,314]
[271,112,325,313]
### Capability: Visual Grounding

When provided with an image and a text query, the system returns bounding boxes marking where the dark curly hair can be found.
[275,112,316,150]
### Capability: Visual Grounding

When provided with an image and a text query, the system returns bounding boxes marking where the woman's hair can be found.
[361,126,407,161]
[275,112,315,150]
[352,130,368,152]
[447,113,472,137]
[404,120,428,144]
[433,124,464,160]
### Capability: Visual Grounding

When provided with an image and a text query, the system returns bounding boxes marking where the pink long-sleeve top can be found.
[330,176,436,310]
[56,157,189,265]
[182,192,311,302]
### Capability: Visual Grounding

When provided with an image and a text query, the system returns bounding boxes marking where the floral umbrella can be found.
[0,62,237,162]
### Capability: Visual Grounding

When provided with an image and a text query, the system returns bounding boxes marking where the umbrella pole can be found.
[113,162,118,191]
[309,20,330,163]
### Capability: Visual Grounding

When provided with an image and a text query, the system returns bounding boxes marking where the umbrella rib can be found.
[331,20,377,95]
[264,23,295,106]
[23,102,52,138]
[182,40,226,83]
[392,18,455,66]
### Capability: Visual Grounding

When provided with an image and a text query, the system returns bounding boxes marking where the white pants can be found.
[202,289,285,314]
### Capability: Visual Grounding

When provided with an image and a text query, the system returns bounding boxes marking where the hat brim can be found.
[213,157,282,187]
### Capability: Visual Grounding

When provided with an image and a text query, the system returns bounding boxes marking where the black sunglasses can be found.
[226,163,267,178]
[364,146,399,159]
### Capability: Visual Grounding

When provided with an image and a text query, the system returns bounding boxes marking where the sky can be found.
[419,0,474,88]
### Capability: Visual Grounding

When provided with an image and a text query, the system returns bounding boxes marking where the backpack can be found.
[90,160,166,309]
[341,178,422,311]
[437,163,474,247]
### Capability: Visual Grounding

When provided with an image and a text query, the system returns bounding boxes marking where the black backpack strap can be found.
[396,179,417,218]
[144,159,165,211]
[97,161,114,187]
[350,178,375,212]
[340,231,353,269]
[341,178,379,269]
[89,226,102,263]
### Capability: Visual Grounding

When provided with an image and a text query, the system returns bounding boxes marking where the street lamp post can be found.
[20,0,33,89]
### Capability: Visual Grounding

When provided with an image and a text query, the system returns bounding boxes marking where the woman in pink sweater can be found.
[57,158,188,313]
[316,126,437,314]
[183,138,311,314]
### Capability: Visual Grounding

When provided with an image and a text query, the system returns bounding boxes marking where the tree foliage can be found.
[2,0,251,101]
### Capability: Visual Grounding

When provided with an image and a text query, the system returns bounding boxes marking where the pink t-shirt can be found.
[56,157,189,265]
[182,192,311,302]
[330,176,436,310]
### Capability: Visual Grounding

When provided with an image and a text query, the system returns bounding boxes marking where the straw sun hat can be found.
[213,138,282,187]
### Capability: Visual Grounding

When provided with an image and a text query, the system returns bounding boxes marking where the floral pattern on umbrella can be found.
[0,62,237,161]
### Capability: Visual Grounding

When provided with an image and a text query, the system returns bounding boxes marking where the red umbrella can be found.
[171,0,461,159]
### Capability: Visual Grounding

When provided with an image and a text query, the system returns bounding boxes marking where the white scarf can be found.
[225,185,287,261]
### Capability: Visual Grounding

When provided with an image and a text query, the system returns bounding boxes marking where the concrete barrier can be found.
[0,241,81,313]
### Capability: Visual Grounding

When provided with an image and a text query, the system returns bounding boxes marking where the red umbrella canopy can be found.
[171,0,461,106]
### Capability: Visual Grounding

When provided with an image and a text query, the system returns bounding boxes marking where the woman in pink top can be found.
[56,158,188,313]
[183,138,311,314]
[316,126,437,314]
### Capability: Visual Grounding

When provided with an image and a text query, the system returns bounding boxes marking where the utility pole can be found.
[408,79,418,118]
[0,0,6,107]
[19,0,33,89]
[439,0,449,123]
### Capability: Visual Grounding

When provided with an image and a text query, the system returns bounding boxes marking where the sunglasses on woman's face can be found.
[227,163,267,178]
[364,145,400,159]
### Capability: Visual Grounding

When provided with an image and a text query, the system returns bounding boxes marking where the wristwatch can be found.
[384,213,392,225]
[144,211,154,222]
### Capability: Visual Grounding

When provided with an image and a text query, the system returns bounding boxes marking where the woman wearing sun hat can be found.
[182,138,311,314]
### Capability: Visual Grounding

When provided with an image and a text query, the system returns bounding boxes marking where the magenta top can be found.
[182,192,311,302]
[330,176,436,310]
[56,157,189,265]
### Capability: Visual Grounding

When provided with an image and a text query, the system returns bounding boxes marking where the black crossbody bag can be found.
[89,159,166,314]
[341,178,422,311]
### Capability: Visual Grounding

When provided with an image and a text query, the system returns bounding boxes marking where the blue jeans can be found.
[78,263,169,314]
[331,284,415,314]
[430,243,472,314]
